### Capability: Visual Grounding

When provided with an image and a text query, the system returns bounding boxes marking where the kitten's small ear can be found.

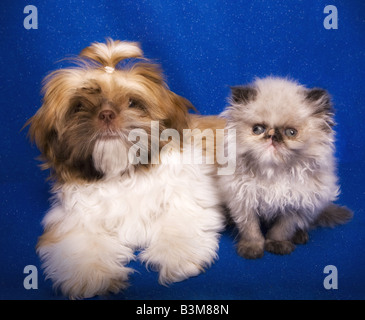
[305,88,335,127]
[230,86,257,104]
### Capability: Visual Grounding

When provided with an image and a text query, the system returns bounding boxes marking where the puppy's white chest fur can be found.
[47,163,167,248]
[39,147,223,298]
[44,146,222,249]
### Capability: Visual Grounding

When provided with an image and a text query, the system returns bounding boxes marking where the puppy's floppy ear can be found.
[230,86,257,104]
[25,106,60,170]
[129,62,194,133]
[305,88,335,127]
[164,91,194,134]
[25,68,78,170]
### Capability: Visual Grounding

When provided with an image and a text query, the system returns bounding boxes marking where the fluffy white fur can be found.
[28,39,224,299]
[218,77,345,258]
[39,143,223,299]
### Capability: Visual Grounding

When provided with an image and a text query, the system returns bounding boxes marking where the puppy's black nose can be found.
[98,110,116,122]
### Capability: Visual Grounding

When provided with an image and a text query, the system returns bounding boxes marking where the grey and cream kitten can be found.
[219,77,352,259]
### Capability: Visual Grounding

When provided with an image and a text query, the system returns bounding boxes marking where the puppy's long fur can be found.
[219,77,352,259]
[27,39,224,298]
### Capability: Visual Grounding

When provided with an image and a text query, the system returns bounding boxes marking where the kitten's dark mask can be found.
[229,81,335,168]
[230,86,258,104]
[304,88,335,130]
[230,84,334,130]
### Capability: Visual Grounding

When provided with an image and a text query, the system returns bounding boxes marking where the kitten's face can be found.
[225,78,335,170]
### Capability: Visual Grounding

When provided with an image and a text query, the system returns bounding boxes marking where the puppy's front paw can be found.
[158,261,203,285]
[140,246,210,285]
[265,239,295,255]
[237,240,264,259]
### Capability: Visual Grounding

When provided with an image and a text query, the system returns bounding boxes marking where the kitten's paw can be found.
[265,239,295,255]
[237,240,264,259]
[291,230,309,245]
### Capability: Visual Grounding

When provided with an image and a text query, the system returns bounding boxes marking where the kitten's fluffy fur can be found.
[27,39,224,298]
[219,77,352,258]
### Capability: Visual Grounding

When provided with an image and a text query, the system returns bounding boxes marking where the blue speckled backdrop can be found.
[0,0,364,300]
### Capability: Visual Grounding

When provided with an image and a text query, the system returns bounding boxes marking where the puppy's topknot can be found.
[80,38,143,68]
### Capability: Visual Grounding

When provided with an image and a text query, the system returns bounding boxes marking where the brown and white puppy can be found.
[218,77,352,259]
[27,39,224,299]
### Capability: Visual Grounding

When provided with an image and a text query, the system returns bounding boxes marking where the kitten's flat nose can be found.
[98,110,116,122]
[266,128,282,142]
[267,128,275,137]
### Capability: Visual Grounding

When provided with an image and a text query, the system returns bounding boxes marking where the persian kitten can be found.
[219,77,352,259]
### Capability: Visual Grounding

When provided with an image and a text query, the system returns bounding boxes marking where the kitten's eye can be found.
[252,125,266,135]
[284,128,298,137]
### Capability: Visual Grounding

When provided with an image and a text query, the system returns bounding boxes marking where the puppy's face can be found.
[225,78,335,169]
[27,43,192,183]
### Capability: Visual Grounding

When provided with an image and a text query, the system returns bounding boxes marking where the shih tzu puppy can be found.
[27,39,224,298]
[219,77,352,259]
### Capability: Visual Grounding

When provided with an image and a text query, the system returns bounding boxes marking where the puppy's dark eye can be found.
[284,128,298,137]
[128,98,146,111]
[253,125,266,135]
[72,102,84,114]
[128,99,136,108]
[128,99,140,108]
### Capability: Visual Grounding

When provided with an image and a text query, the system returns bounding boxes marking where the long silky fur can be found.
[27,39,224,298]
[219,77,352,258]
